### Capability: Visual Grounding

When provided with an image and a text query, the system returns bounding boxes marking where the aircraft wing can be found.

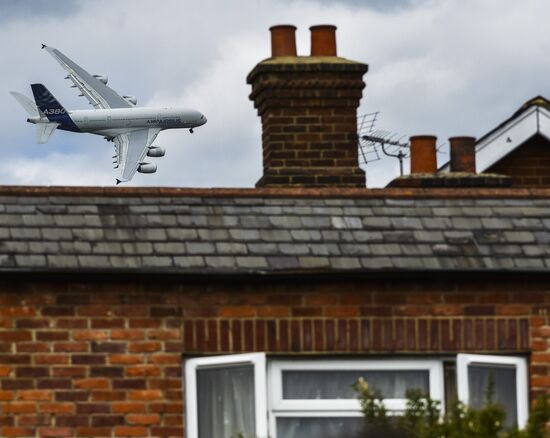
[43,45,132,110]
[115,128,161,183]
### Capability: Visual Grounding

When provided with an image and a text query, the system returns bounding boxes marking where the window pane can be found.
[468,364,517,427]
[277,417,365,438]
[197,364,255,438]
[282,370,429,399]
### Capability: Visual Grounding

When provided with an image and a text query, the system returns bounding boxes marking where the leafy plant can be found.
[354,377,550,438]
[514,395,550,438]
[401,389,444,438]
[353,377,389,427]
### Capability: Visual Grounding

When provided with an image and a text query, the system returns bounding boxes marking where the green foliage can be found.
[353,377,389,428]
[354,378,550,438]
[444,399,471,438]
[516,395,550,438]
[401,389,444,438]
[352,377,403,437]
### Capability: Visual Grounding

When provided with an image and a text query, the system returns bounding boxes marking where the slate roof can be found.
[0,187,550,274]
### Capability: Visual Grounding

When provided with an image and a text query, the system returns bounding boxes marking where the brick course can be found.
[1,278,550,437]
[487,134,550,187]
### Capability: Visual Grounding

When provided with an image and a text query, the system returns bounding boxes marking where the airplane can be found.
[10,45,207,184]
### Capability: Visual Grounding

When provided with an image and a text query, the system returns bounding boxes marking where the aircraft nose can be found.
[199,113,207,126]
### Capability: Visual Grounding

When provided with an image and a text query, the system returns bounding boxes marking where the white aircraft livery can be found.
[10,45,207,184]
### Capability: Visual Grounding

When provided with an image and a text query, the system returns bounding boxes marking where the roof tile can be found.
[186,242,216,255]
[204,256,236,269]
[330,257,361,270]
[235,256,268,269]
[298,256,330,269]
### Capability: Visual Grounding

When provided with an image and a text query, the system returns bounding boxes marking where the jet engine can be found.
[137,163,157,174]
[93,74,108,85]
[123,95,137,105]
[147,146,165,157]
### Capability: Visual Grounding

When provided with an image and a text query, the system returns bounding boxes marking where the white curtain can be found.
[277,417,365,438]
[197,364,255,438]
[283,370,429,399]
[468,364,517,426]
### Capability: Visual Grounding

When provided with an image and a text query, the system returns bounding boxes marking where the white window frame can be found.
[268,358,444,438]
[184,354,529,438]
[457,353,528,429]
[185,352,268,438]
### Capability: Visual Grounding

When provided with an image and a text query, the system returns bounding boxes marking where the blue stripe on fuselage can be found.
[48,113,80,132]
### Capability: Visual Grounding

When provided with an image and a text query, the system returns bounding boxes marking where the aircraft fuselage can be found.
[27,106,206,138]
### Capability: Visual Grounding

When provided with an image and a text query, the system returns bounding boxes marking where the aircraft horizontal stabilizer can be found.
[36,122,59,144]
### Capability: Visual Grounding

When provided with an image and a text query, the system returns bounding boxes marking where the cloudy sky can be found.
[1,0,549,187]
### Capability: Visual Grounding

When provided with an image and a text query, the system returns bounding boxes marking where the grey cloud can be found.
[0,0,82,24]
[313,0,419,11]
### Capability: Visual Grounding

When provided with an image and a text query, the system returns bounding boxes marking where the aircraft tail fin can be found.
[36,122,59,144]
[9,91,41,117]
[30,83,67,121]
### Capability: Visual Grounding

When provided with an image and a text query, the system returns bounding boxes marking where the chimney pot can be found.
[269,25,297,57]
[410,135,437,174]
[449,136,476,173]
[310,24,337,56]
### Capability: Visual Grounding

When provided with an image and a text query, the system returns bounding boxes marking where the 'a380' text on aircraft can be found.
[10,45,207,184]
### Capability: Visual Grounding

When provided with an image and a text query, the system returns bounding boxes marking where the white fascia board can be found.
[539,107,550,140]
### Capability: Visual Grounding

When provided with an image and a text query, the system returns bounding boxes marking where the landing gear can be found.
[189,128,194,134]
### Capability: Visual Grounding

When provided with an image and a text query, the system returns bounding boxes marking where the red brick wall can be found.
[0,278,549,437]
[0,284,183,438]
[487,134,550,186]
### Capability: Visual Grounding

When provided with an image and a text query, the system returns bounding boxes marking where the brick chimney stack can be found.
[247,25,368,187]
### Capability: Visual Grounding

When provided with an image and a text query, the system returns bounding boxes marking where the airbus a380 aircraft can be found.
[10,45,207,184]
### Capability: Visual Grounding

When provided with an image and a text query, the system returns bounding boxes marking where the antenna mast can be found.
[361,134,409,176]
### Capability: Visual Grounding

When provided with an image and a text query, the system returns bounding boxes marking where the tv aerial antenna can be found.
[362,133,409,176]
[357,112,409,176]
[357,112,381,164]
[357,114,448,176]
